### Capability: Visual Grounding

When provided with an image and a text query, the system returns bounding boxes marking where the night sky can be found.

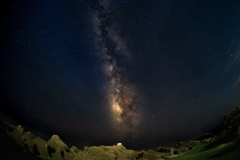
[1,0,240,150]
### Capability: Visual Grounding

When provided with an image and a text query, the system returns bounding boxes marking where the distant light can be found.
[117,143,122,146]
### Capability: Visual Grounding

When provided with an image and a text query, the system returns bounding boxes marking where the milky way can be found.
[91,0,140,137]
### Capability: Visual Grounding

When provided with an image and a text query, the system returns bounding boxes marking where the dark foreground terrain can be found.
[1,106,240,160]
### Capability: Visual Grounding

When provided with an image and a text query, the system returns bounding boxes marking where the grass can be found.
[169,138,240,160]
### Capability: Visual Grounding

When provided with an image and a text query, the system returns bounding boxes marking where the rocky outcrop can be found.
[7,125,25,148]
[3,122,164,160]
[47,135,71,159]
[2,106,240,159]
[4,123,77,159]
[27,136,48,157]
